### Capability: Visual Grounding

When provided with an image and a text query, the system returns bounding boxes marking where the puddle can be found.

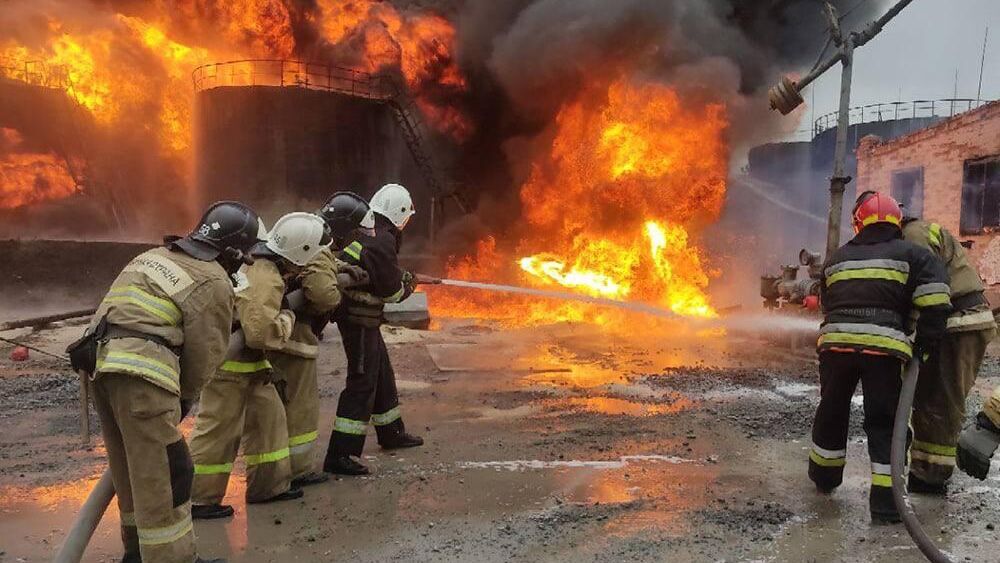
[545,396,695,417]
[458,455,696,471]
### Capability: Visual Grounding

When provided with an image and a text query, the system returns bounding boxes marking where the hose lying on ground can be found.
[891,357,953,563]
[53,469,115,563]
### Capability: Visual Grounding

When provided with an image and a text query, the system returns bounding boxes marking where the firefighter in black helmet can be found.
[323,184,426,476]
[82,202,264,563]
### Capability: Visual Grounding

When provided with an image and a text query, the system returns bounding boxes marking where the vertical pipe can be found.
[826,44,854,260]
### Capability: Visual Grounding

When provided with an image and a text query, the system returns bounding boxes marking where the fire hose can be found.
[891,357,952,563]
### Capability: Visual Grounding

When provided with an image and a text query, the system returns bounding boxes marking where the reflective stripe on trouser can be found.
[189,374,292,504]
[270,352,321,480]
[91,373,195,563]
[810,351,906,495]
[817,323,912,359]
[911,326,996,484]
[326,322,404,460]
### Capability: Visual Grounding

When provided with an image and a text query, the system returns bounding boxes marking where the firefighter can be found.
[189,212,331,519]
[809,191,951,524]
[957,385,1000,480]
[323,183,426,476]
[900,216,997,493]
[269,193,373,487]
[86,201,264,563]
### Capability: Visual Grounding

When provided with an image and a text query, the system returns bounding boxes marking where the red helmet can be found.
[852,191,902,234]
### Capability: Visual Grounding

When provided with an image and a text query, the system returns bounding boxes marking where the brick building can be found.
[857,101,1000,285]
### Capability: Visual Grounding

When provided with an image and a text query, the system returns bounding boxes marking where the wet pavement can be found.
[1,317,1000,561]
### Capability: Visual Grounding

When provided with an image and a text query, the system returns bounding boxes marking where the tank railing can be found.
[191,59,395,100]
[0,59,69,90]
[812,98,994,137]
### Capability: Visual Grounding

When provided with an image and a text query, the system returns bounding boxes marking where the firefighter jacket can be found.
[93,247,234,401]
[902,219,996,333]
[280,247,343,359]
[338,216,416,327]
[221,259,296,376]
[818,223,952,360]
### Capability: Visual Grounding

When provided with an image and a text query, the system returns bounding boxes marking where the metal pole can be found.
[826,42,854,260]
[977,27,989,102]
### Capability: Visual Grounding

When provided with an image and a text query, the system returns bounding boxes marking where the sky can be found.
[786,0,1000,140]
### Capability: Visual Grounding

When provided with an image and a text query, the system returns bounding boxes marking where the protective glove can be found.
[277,309,296,338]
[284,288,306,312]
[957,412,1000,480]
[336,264,369,288]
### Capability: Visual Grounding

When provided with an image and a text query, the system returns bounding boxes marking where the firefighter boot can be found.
[247,486,304,504]
[291,472,329,488]
[191,504,234,520]
[324,455,370,475]
[907,472,947,495]
[869,486,901,524]
[380,432,424,450]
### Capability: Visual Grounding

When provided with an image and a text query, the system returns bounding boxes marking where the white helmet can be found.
[264,212,330,266]
[370,183,415,229]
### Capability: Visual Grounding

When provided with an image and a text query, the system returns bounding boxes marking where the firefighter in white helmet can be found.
[323,183,430,475]
[267,193,373,487]
[189,212,331,518]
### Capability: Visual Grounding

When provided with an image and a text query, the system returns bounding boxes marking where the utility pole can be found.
[977,27,989,103]
[769,0,915,260]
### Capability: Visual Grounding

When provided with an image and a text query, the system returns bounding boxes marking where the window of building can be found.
[960,156,1000,235]
[891,167,924,218]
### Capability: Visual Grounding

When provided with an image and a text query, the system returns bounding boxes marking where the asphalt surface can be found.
[1,316,999,562]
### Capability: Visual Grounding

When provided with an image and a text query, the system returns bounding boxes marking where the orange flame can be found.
[430,77,727,324]
[0,0,467,213]
[316,0,471,138]
[0,128,78,209]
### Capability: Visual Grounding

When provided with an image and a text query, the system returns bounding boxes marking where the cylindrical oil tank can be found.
[194,63,429,236]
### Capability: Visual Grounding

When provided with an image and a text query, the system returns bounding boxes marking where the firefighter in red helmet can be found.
[808,191,951,523]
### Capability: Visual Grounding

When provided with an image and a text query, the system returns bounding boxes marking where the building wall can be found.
[856,101,1000,284]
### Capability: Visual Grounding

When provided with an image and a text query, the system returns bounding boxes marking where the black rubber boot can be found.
[120,553,142,563]
[191,504,234,520]
[907,472,947,495]
[324,455,370,475]
[869,487,901,524]
[292,472,330,488]
[247,487,304,505]
[380,432,424,450]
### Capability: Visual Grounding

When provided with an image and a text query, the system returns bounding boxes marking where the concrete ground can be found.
[1,315,999,562]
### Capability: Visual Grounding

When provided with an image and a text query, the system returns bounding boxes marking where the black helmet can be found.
[319,192,375,243]
[172,201,265,263]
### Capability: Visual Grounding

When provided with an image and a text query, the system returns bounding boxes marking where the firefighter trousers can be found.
[92,373,195,563]
[325,322,405,460]
[271,352,321,479]
[809,351,907,508]
[189,373,292,505]
[911,326,997,484]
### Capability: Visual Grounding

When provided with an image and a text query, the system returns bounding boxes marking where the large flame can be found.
[0,128,78,209]
[0,0,466,216]
[430,77,727,324]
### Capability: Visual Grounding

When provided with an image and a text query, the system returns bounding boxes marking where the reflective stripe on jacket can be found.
[219,259,293,378]
[93,247,234,399]
[337,216,415,328]
[902,219,996,333]
[818,223,952,360]
[279,248,342,359]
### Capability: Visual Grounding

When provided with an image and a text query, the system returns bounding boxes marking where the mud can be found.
[1,318,1000,562]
